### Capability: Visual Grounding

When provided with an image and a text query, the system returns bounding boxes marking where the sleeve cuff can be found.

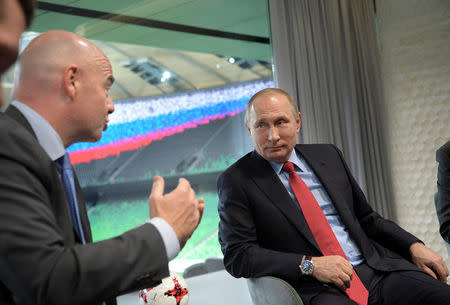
[146,217,180,261]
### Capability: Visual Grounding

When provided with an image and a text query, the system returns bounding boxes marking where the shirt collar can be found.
[12,101,66,161]
[269,149,308,174]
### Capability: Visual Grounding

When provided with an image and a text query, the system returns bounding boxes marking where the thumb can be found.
[150,176,165,202]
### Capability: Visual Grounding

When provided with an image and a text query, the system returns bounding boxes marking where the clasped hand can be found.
[312,243,450,292]
[311,255,354,291]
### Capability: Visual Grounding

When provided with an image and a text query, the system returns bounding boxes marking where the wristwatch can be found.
[299,256,314,276]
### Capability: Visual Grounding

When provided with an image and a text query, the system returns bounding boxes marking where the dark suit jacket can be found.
[218,144,422,304]
[0,106,169,305]
[436,140,450,243]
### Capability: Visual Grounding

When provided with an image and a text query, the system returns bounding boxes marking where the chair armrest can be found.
[247,276,304,305]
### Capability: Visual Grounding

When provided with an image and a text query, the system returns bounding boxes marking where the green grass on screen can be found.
[88,192,222,261]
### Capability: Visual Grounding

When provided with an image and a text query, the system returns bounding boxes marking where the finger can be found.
[335,279,347,292]
[442,261,449,277]
[341,273,352,289]
[421,265,438,280]
[343,264,353,276]
[340,261,353,277]
[150,176,164,201]
[198,197,205,204]
[198,202,205,221]
[434,263,448,283]
[194,201,205,227]
[177,177,191,190]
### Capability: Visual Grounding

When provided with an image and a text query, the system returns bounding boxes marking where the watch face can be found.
[301,260,314,275]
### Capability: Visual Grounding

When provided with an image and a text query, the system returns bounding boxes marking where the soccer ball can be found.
[139,271,189,305]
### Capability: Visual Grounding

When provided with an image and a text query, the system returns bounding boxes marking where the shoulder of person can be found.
[218,150,268,186]
[295,143,339,154]
[437,140,450,162]
[0,113,54,176]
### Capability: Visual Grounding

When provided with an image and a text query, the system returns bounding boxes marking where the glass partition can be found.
[3,0,273,271]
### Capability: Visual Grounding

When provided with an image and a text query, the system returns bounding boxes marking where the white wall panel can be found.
[377,0,450,264]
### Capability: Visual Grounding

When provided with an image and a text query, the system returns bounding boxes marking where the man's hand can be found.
[311,255,354,291]
[410,242,449,282]
[149,176,205,249]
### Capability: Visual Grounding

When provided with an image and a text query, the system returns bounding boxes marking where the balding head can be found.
[13,30,105,100]
[12,30,115,147]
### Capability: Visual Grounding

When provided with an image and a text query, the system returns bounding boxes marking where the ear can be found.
[246,124,252,136]
[296,112,301,133]
[63,64,78,99]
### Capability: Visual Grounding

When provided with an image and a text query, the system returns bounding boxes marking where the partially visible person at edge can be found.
[0,30,204,305]
[218,88,450,305]
[435,141,450,247]
[0,0,34,108]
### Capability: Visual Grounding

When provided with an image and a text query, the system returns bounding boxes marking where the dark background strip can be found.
[36,1,270,44]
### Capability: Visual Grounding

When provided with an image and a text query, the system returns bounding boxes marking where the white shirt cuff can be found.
[147,217,180,261]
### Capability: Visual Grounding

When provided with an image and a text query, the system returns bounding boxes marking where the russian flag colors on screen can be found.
[67,79,274,165]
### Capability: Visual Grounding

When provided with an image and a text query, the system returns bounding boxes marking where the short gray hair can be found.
[244,88,299,126]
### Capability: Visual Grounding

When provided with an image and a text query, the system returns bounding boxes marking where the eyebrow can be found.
[254,118,266,126]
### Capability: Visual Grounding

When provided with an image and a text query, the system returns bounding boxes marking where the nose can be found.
[268,126,280,143]
[107,97,115,114]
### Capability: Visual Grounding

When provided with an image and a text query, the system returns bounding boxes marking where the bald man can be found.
[0,30,204,305]
[0,0,34,108]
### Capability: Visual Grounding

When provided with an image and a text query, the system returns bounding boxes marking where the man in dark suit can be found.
[218,88,450,305]
[0,30,204,305]
[0,0,34,108]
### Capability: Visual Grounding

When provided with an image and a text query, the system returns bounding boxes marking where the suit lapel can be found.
[296,145,355,229]
[247,151,320,251]
[7,105,93,243]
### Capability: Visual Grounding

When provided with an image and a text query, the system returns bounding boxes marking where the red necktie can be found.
[283,161,368,305]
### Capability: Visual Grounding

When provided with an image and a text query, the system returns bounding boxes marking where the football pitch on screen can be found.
[88,192,222,263]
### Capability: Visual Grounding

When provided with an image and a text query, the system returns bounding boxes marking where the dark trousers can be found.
[310,263,450,305]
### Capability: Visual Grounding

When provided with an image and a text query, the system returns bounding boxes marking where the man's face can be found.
[246,92,300,162]
[74,52,115,143]
[0,0,26,108]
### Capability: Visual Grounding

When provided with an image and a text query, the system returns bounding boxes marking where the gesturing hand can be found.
[311,255,354,291]
[149,176,205,249]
